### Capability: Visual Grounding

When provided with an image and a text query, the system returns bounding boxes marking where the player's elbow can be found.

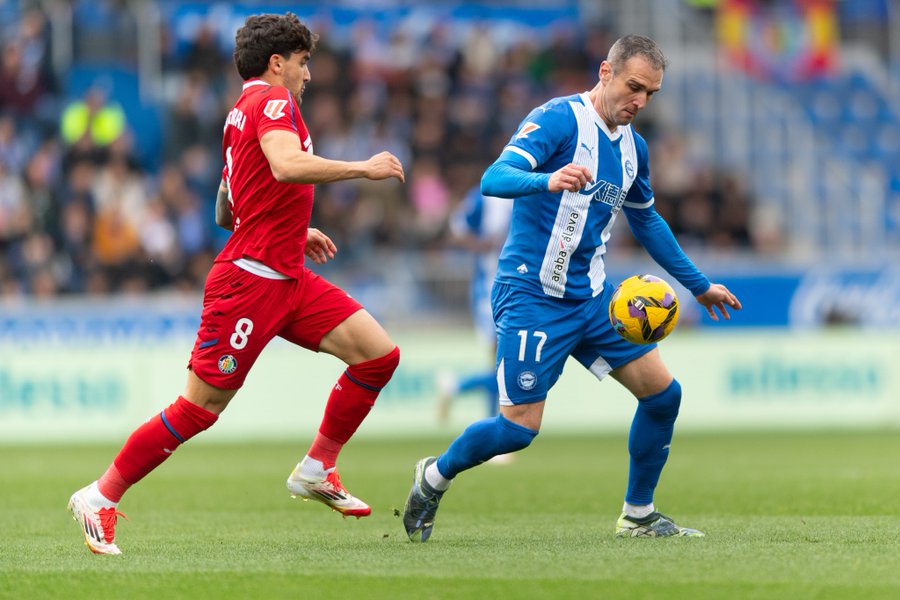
[480,165,498,196]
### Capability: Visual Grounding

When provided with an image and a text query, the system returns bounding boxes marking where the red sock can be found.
[97,396,218,502]
[309,346,400,469]
[96,463,129,503]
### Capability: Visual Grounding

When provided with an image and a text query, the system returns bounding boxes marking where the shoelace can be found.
[324,471,347,494]
[96,507,129,543]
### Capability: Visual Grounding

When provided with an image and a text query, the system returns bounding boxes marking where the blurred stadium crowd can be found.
[0,0,819,299]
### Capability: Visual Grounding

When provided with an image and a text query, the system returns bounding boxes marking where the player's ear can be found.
[599,61,612,85]
[270,54,283,74]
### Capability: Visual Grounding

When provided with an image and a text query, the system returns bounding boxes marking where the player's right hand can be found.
[365,151,405,183]
[548,163,592,193]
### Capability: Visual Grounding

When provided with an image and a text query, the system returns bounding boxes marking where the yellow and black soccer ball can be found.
[608,274,679,344]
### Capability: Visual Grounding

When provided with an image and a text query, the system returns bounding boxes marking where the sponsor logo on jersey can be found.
[578,179,627,210]
[551,210,581,283]
[578,180,603,197]
[624,159,634,178]
[263,99,288,120]
[517,264,528,274]
[218,354,238,374]
[517,371,537,391]
[515,122,541,140]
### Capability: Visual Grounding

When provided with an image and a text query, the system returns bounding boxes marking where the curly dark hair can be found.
[233,12,318,80]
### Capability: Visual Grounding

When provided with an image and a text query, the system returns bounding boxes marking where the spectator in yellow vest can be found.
[60,83,126,151]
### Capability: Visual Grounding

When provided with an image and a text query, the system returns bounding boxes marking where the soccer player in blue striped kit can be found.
[403,34,741,541]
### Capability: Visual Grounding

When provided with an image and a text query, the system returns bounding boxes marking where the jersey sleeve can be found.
[481,151,551,198]
[622,133,710,296]
[252,86,300,140]
[624,204,711,296]
[502,101,572,171]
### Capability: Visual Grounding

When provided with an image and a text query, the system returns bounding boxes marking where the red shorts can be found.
[188,261,363,389]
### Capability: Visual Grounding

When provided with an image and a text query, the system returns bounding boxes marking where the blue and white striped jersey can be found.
[493,92,655,300]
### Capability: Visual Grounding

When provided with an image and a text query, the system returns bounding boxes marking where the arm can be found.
[260,129,405,184]
[215,179,233,231]
[481,150,592,198]
[626,206,742,320]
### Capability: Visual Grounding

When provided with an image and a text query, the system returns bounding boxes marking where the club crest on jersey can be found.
[218,354,238,374]
[517,371,537,391]
[515,122,541,140]
[263,99,288,120]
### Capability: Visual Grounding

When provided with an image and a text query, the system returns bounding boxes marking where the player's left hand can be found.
[695,283,742,321]
[305,228,337,264]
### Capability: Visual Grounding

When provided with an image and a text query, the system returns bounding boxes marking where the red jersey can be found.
[217,79,313,278]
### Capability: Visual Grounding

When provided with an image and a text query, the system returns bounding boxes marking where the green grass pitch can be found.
[2,430,899,599]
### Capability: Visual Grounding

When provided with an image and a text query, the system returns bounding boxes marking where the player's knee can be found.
[346,345,400,389]
[166,396,220,442]
[372,345,400,380]
[638,378,681,421]
[384,345,401,370]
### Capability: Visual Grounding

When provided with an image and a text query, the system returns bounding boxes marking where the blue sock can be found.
[436,414,537,479]
[625,379,682,505]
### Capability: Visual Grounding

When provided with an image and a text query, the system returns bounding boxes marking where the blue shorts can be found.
[491,281,654,405]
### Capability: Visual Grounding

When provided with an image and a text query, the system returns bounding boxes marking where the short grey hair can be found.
[607,34,668,73]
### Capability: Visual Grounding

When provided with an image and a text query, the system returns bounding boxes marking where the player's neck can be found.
[587,86,618,133]
[258,72,284,88]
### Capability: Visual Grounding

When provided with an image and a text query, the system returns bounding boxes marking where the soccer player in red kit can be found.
[68,12,406,555]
